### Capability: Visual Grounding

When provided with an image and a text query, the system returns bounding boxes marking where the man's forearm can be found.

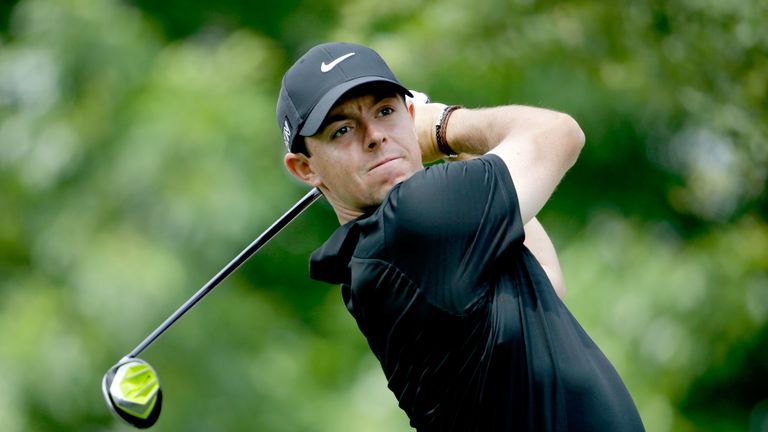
[414,103,581,161]
[448,106,554,156]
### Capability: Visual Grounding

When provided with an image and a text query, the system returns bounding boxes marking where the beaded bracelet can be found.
[435,105,462,157]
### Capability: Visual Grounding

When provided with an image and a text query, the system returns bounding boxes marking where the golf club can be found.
[102,187,322,428]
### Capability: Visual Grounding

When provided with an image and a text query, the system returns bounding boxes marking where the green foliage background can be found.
[0,0,766,430]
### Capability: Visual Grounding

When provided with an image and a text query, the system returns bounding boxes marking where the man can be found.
[277,42,644,431]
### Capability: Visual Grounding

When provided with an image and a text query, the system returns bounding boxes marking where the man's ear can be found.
[284,152,321,187]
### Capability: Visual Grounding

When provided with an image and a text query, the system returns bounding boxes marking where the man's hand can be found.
[413,102,448,163]
[412,102,479,163]
[406,91,449,163]
[407,93,480,163]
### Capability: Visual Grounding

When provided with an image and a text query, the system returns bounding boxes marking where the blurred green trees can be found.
[0,0,765,431]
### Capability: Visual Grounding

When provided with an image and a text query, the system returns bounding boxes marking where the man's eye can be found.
[379,107,394,116]
[333,126,350,138]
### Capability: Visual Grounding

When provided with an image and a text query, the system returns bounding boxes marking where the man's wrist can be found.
[435,105,463,158]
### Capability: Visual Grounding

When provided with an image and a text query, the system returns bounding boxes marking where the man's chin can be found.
[383,171,414,190]
[365,164,419,203]
[375,162,418,182]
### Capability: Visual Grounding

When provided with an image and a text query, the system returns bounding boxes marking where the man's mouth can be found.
[369,155,401,171]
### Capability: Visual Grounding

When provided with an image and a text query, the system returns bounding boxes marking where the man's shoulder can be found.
[394,154,509,202]
[380,154,512,231]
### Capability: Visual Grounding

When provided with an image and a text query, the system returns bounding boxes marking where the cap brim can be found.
[299,77,412,137]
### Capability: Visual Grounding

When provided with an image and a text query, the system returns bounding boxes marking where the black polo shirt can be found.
[310,155,644,431]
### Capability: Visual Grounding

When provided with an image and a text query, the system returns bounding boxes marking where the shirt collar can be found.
[309,219,362,285]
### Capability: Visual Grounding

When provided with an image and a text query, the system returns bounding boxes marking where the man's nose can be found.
[364,121,385,151]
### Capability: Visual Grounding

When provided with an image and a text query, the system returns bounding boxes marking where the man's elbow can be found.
[558,113,585,167]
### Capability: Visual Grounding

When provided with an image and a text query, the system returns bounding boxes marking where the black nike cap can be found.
[276,42,411,152]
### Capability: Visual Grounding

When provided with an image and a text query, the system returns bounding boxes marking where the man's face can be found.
[297,87,422,219]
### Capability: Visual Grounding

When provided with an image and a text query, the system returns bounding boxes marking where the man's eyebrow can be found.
[320,93,400,132]
[320,113,349,131]
[371,92,399,106]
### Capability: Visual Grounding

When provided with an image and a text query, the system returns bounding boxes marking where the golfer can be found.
[277,42,645,431]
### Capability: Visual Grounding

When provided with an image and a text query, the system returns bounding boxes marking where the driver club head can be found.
[102,357,163,429]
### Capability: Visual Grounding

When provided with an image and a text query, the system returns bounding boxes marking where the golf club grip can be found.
[126,187,322,358]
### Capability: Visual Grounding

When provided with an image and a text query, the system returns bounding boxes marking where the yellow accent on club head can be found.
[109,361,160,420]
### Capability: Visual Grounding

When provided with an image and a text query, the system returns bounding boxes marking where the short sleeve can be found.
[381,154,525,314]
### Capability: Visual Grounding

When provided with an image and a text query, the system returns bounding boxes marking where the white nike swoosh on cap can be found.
[321,52,356,73]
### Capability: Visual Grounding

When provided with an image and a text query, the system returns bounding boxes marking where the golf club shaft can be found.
[126,187,322,359]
